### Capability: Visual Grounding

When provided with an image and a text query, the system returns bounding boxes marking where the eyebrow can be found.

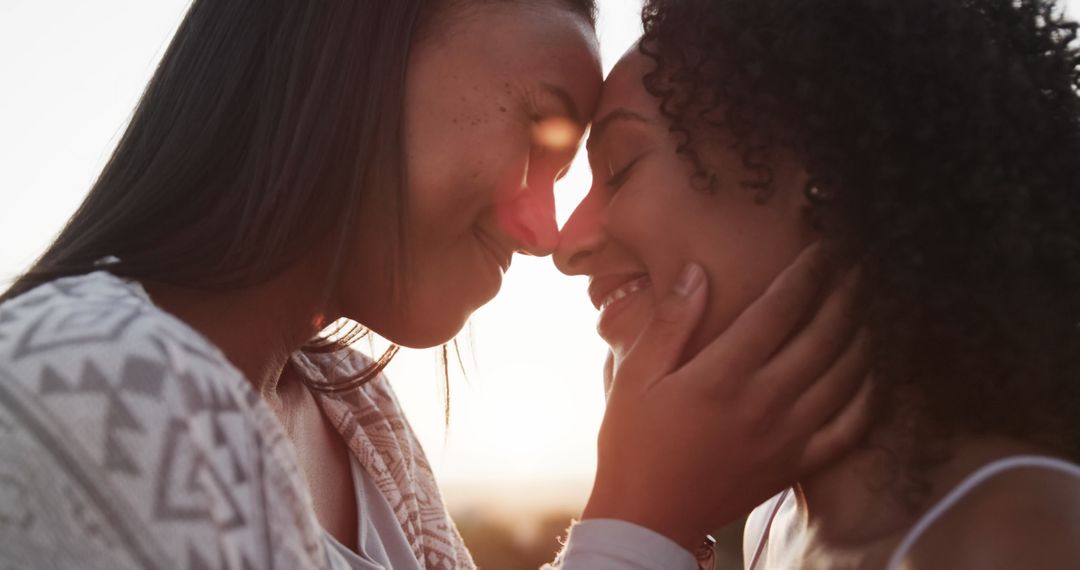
[586,108,653,151]
[540,82,583,125]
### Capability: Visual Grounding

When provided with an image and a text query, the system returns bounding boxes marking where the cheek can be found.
[688,195,817,354]
[605,165,707,291]
[405,120,531,242]
[606,160,817,355]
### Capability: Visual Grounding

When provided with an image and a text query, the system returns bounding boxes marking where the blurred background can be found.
[3,1,1078,568]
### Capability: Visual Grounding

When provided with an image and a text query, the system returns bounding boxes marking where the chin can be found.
[378,321,466,349]
[343,285,484,349]
[597,305,651,356]
[373,306,472,349]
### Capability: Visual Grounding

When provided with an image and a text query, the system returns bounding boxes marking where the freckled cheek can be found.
[410,147,521,231]
[476,132,535,217]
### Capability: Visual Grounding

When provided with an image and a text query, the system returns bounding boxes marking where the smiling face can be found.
[340,2,602,348]
[554,48,816,367]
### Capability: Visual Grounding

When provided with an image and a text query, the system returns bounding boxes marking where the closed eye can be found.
[606,156,642,190]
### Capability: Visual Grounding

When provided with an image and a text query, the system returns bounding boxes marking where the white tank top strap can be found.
[747,488,791,570]
[885,454,1080,570]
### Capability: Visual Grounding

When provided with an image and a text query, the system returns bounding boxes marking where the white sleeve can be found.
[543,519,698,570]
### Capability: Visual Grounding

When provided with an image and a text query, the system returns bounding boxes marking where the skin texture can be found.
[341,2,603,349]
[555,48,816,374]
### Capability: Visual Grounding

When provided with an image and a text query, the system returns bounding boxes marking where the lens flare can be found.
[532,116,581,150]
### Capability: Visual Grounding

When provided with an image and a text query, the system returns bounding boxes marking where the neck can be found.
[140,259,334,405]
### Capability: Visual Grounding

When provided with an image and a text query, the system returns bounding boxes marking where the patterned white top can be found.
[295,351,473,569]
[0,270,471,569]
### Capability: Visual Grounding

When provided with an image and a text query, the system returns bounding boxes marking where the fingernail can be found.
[673,263,704,297]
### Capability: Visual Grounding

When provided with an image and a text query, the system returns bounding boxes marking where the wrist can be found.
[582,484,701,551]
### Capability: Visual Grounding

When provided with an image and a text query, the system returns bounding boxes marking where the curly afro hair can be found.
[640,0,1080,475]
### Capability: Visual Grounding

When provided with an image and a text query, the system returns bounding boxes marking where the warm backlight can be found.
[533,116,581,150]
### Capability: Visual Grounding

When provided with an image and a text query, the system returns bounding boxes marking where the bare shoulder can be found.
[903,464,1080,569]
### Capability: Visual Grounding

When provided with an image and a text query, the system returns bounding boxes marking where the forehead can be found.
[592,50,658,123]
[416,3,602,114]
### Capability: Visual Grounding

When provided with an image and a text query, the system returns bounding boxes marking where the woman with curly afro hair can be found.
[556,0,1080,567]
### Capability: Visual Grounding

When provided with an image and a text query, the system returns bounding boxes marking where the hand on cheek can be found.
[584,243,873,551]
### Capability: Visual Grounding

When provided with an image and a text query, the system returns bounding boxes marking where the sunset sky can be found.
[3,0,1079,514]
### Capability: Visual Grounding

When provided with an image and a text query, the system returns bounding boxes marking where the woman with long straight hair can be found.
[0,1,869,568]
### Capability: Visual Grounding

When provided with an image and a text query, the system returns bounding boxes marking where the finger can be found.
[788,328,870,430]
[795,377,875,474]
[758,267,861,406]
[614,263,707,391]
[676,242,826,383]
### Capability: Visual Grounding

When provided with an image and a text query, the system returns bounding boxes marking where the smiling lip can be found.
[477,230,513,273]
[588,273,650,311]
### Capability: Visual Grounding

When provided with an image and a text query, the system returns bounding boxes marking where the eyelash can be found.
[606,157,641,190]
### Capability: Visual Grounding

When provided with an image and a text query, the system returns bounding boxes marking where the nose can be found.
[500,182,560,257]
[554,189,606,276]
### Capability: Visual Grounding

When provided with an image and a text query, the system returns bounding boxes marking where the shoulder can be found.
[0,271,254,423]
[0,271,238,377]
[0,272,325,568]
[904,460,1080,569]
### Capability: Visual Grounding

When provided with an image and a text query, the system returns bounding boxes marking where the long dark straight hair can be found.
[2,1,422,309]
[3,0,597,390]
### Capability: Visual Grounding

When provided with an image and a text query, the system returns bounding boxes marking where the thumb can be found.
[615,263,708,390]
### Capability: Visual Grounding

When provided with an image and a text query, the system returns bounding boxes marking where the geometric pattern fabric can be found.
[0,271,473,569]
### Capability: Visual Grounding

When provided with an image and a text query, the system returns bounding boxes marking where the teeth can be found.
[601,277,651,310]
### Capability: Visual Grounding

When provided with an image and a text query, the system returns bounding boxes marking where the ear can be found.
[789,168,832,241]
[803,178,838,205]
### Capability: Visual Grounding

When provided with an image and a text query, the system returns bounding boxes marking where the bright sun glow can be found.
[533,116,582,150]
